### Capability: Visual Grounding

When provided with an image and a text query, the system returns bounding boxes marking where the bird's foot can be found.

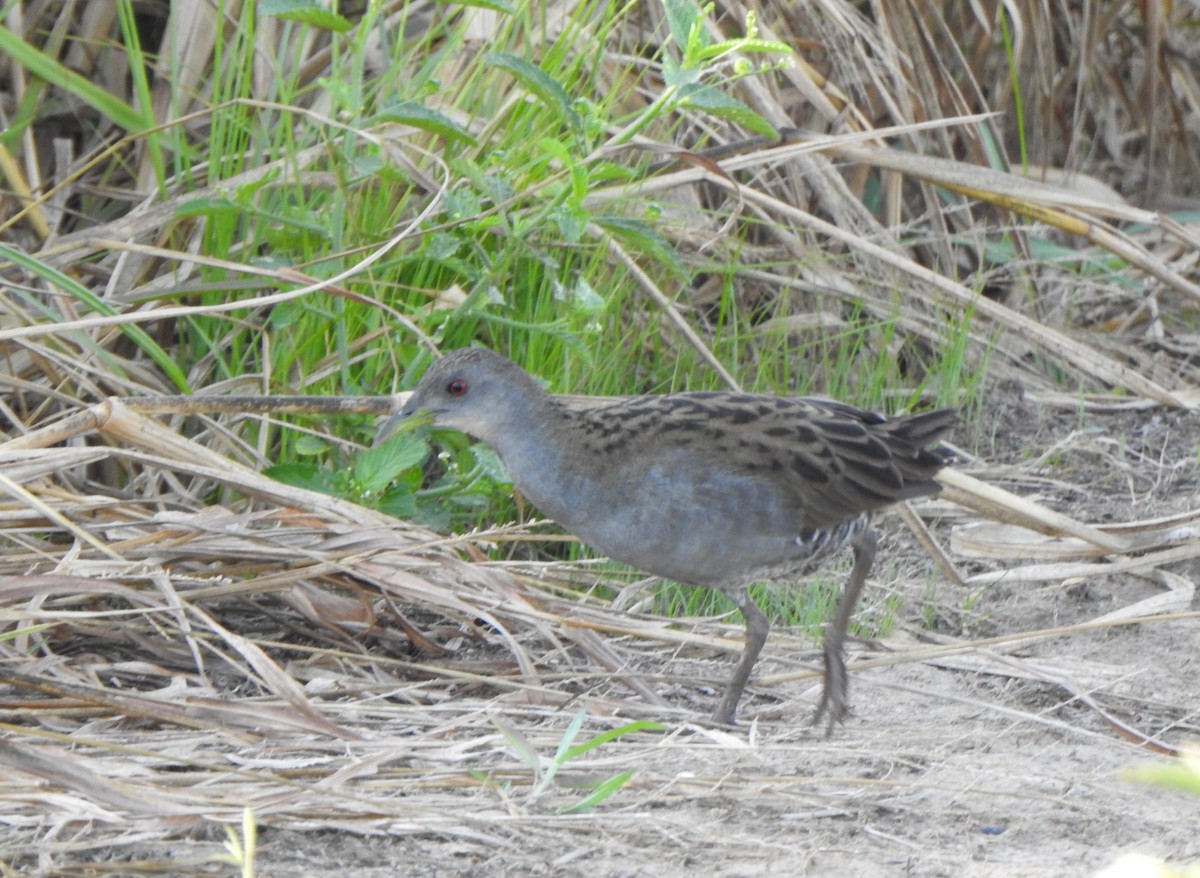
[710,698,739,727]
[810,641,849,737]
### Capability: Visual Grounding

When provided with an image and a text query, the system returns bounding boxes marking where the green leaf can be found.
[376,488,418,519]
[293,435,330,456]
[537,136,573,166]
[554,276,605,313]
[373,100,477,144]
[262,0,353,31]
[678,83,776,137]
[591,216,688,279]
[663,0,705,53]
[353,435,431,493]
[469,444,511,484]
[450,157,516,205]
[265,462,339,495]
[537,137,588,203]
[661,56,699,88]
[544,206,584,243]
[486,53,579,130]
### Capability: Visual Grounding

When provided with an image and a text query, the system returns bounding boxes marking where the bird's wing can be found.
[582,394,954,530]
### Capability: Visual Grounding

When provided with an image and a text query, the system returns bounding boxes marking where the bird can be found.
[376,347,955,731]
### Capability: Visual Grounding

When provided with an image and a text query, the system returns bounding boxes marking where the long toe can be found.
[812,690,846,737]
[812,643,850,736]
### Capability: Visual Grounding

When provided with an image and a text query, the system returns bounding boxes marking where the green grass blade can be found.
[561,720,665,761]
[0,244,190,392]
[561,770,635,813]
[0,24,150,134]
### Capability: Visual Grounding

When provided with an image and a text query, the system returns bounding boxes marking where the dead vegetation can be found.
[2,1,1200,875]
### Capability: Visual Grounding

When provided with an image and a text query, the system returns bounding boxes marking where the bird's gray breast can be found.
[531,448,851,588]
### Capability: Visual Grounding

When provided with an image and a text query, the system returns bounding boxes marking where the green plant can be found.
[266,417,515,531]
[214,807,258,878]
[487,709,663,813]
[1106,750,1200,877]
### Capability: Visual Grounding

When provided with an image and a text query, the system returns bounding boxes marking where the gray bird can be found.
[377,347,955,730]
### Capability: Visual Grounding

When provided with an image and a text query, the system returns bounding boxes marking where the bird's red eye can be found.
[447,379,468,396]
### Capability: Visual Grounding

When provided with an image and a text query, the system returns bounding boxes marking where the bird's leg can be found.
[712,587,770,725]
[813,527,878,735]
[710,590,768,729]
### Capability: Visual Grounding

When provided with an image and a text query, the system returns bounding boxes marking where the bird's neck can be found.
[483,397,594,523]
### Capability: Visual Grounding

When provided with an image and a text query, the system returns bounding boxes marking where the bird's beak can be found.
[373,410,409,446]
[374,391,426,446]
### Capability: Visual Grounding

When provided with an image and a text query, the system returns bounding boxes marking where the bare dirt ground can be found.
[3,391,1199,877]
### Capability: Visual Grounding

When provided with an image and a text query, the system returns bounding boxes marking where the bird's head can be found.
[374,348,544,446]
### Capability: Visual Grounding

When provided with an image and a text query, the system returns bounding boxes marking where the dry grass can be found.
[2,1,1200,874]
